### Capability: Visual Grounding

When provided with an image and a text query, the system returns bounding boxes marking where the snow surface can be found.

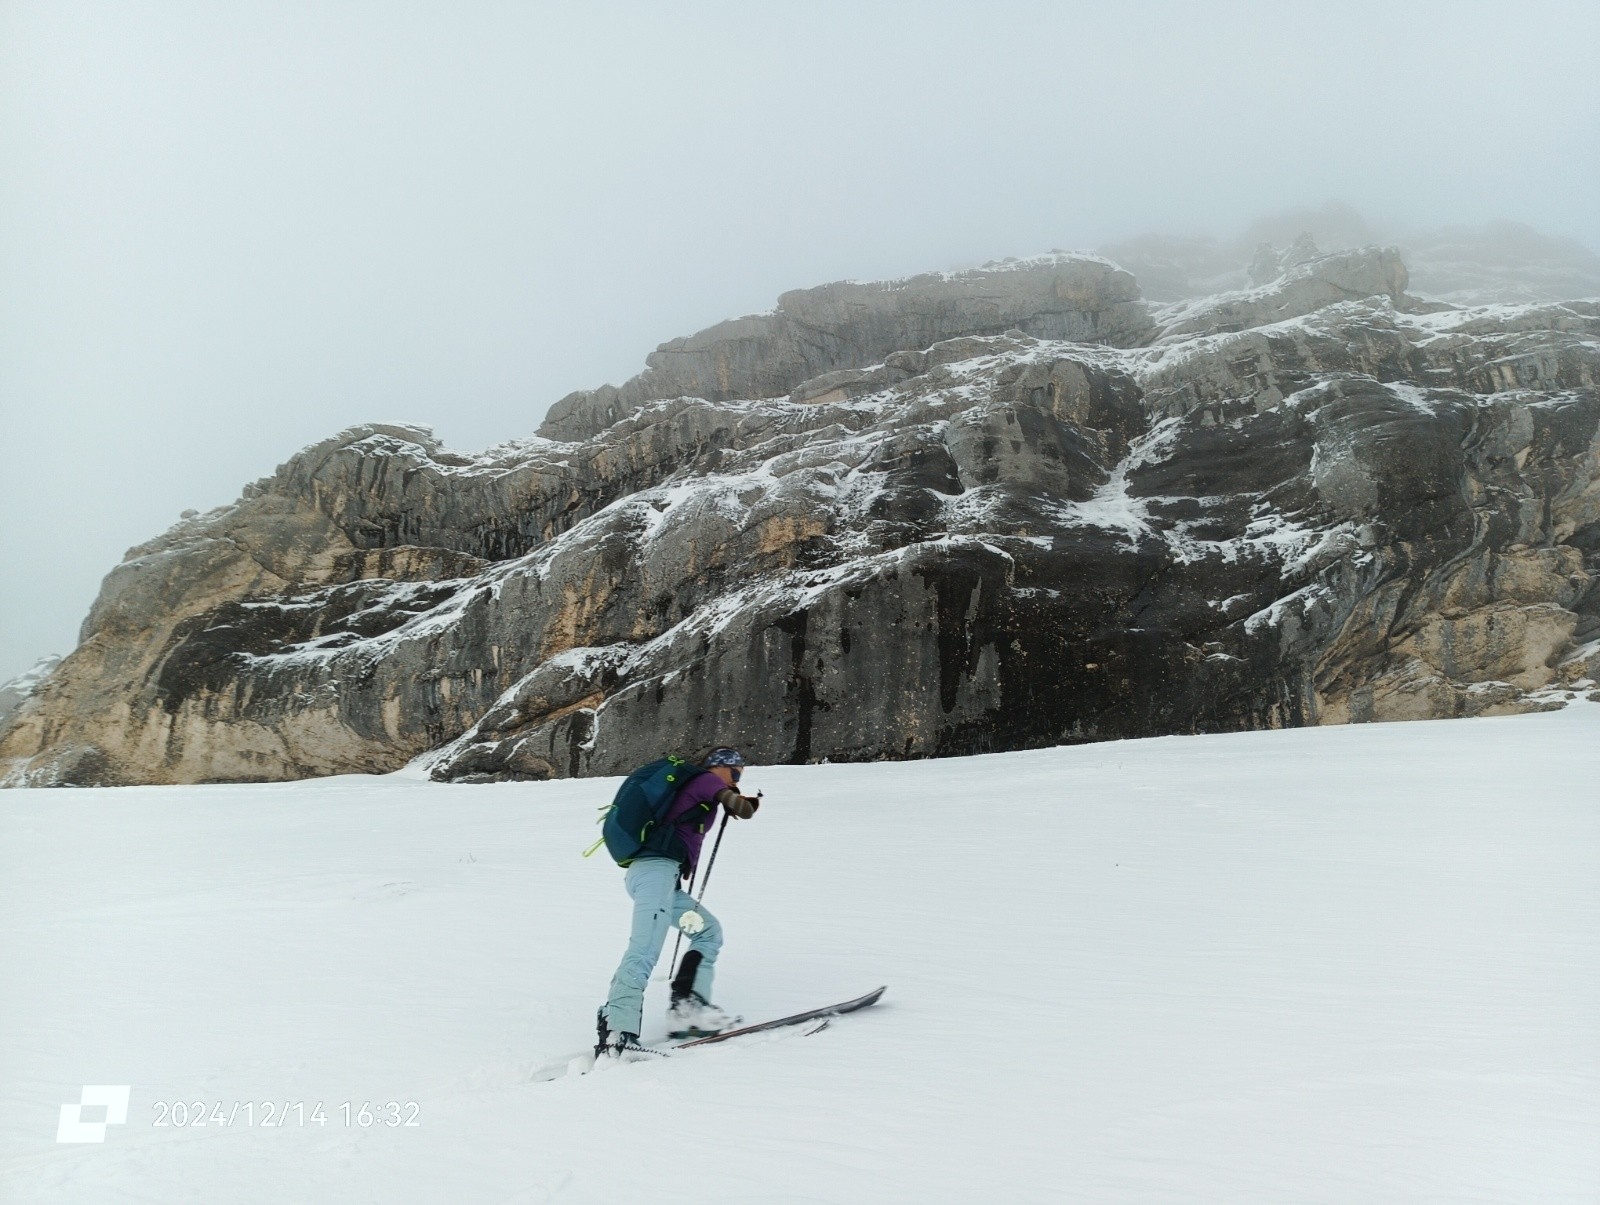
[2,706,1597,1203]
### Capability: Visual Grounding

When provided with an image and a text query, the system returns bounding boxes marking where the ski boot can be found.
[666,951,741,1038]
[666,991,740,1038]
[594,1007,655,1063]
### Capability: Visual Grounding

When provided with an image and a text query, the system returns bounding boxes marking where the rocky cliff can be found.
[4,238,1597,786]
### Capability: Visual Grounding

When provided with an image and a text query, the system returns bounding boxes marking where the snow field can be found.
[1,705,1597,1203]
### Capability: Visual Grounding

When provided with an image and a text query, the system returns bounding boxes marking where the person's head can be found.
[703,746,745,787]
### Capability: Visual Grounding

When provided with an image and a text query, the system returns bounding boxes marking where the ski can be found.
[673,985,886,1048]
[529,986,884,1082]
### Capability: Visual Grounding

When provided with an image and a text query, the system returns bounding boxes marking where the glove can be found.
[715,788,760,819]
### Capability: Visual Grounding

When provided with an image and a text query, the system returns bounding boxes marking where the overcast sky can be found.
[2,0,1597,682]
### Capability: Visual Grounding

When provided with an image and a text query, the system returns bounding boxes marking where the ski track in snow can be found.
[2,706,1597,1203]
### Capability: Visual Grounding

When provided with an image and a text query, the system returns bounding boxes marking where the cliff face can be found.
[4,243,1598,786]
[537,254,1155,441]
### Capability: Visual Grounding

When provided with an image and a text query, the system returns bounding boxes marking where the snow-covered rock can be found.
[3,230,1598,787]
[538,254,1155,441]
[0,656,60,731]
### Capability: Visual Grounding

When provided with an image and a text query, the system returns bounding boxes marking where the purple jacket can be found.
[661,771,728,873]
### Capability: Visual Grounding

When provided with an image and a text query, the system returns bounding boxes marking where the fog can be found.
[2,0,1597,682]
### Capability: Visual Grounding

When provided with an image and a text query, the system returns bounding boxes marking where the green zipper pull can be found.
[582,835,605,858]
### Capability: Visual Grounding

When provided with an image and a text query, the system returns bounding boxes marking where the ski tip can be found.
[840,985,887,1010]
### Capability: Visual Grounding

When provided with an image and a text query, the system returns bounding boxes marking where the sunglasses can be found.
[730,767,742,783]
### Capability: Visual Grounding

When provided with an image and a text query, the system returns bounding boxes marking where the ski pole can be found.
[667,790,758,978]
[694,811,732,904]
[698,790,758,902]
[667,856,703,978]
[668,812,726,979]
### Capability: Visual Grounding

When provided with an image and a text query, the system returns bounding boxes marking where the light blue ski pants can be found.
[604,856,722,1037]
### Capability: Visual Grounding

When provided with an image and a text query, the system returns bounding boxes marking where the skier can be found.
[596,747,760,1060]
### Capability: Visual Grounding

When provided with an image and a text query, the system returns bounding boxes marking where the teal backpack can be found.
[583,755,704,867]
